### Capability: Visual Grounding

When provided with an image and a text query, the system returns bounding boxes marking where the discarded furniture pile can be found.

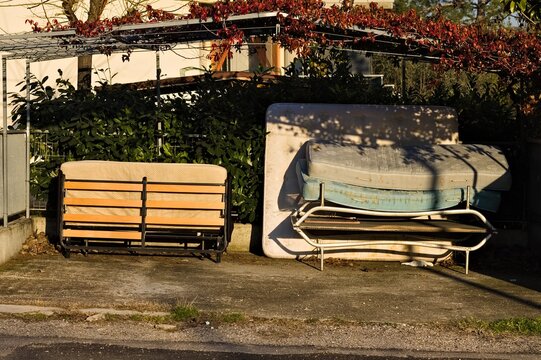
[263,104,512,272]
[292,141,511,272]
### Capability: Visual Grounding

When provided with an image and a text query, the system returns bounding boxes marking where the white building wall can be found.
[1,0,393,124]
[0,1,204,125]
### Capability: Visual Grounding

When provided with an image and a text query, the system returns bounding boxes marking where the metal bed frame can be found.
[291,184,496,272]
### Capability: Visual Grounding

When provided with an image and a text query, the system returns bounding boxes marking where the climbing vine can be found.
[25,1,541,111]
[25,2,541,77]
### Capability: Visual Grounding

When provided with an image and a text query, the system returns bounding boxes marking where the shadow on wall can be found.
[267,103,463,214]
[266,104,460,147]
[40,176,60,243]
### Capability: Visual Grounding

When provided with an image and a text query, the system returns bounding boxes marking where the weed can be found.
[141,315,171,324]
[128,314,143,322]
[489,317,541,335]
[219,312,245,323]
[456,318,485,331]
[171,304,199,322]
[4,312,80,322]
[457,317,541,336]
[15,312,49,321]
[103,313,121,321]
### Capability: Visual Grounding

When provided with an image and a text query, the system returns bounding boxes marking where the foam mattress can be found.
[306,142,511,191]
[60,160,227,183]
[297,160,502,212]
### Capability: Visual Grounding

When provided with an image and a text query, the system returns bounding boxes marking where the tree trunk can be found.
[76,0,109,90]
[476,0,488,21]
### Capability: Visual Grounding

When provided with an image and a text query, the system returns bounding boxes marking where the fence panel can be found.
[0,132,26,218]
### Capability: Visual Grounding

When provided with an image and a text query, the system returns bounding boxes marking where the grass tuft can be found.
[489,317,541,335]
[171,304,200,322]
[219,312,245,323]
[457,317,541,336]
[16,312,50,321]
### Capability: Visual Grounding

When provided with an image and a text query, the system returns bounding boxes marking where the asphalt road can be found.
[0,337,485,360]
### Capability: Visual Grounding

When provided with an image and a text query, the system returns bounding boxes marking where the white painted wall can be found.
[0,1,207,125]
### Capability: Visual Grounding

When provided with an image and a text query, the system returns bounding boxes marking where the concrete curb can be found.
[228,223,260,253]
[79,308,169,317]
[0,304,169,318]
[0,304,64,315]
[0,218,33,265]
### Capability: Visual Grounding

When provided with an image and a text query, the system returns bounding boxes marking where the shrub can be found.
[11,54,519,223]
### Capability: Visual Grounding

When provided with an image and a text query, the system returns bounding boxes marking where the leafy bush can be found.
[12,53,520,223]
[13,57,394,222]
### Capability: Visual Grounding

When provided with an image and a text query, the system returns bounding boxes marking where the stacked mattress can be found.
[297,141,512,212]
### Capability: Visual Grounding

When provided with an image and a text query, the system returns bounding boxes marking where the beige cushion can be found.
[60,160,227,184]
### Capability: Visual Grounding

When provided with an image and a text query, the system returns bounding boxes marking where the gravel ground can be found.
[0,316,540,358]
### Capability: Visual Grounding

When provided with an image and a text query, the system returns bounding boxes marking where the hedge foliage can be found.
[11,52,519,223]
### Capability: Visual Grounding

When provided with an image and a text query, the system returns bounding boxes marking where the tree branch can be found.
[62,0,79,23]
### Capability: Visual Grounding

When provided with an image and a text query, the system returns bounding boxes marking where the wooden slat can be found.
[65,181,141,191]
[64,214,224,226]
[146,200,224,210]
[299,218,487,233]
[146,216,224,227]
[146,184,225,194]
[63,213,141,224]
[64,198,223,210]
[63,229,141,240]
[64,198,142,208]
[64,181,225,194]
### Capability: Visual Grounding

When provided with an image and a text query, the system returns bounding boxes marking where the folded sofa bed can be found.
[58,161,232,262]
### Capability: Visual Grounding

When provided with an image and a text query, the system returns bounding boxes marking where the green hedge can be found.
[12,56,518,223]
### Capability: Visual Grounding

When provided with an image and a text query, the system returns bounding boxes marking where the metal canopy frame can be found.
[0,11,438,226]
[0,12,282,62]
[0,12,438,62]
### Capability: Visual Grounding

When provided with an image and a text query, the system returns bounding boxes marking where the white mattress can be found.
[262,103,462,260]
[306,142,512,191]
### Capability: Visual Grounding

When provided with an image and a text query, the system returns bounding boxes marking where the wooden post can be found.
[156,52,162,156]
[401,58,406,98]
[25,60,30,218]
[272,43,281,75]
[2,57,8,226]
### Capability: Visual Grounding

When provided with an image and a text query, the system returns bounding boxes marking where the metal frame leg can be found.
[465,250,470,275]
[292,203,495,275]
